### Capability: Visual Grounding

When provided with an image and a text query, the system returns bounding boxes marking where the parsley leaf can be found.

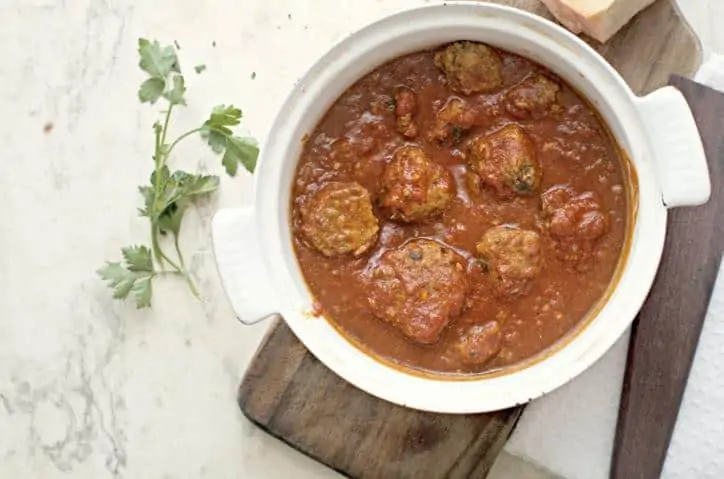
[132,276,153,308]
[223,136,259,175]
[205,130,227,154]
[138,184,154,217]
[164,74,186,106]
[122,245,154,272]
[138,38,180,79]
[142,169,220,235]
[138,78,165,104]
[156,170,220,215]
[101,38,258,309]
[156,202,184,236]
[203,104,242,132]
[201,106,257,175]
[97,245,154,308]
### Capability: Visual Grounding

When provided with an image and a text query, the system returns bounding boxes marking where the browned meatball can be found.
[477,225,542,297]
[453,322,503,366]
[301,182,379,257]
[394,87,418,138]
[367,239,469,345]
[427,98,478,145]
[466,124,541,197]
[506,74,560,119]
[434,42,503,95]
[379,147,454,223]
[541,185,609,265]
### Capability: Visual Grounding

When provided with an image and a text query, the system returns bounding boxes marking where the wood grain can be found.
[610,76,724,479]
[240,323,522,478]
[237,2,702,478]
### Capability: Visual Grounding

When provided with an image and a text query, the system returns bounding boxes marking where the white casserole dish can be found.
[212,2,711,413]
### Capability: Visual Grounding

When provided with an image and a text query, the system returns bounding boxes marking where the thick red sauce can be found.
[290,44,630,375]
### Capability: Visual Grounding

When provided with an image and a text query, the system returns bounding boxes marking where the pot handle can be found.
[211,207,278,325]
[635,86,711,208]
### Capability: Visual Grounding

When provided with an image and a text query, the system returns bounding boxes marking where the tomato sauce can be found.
[290,45,630,375]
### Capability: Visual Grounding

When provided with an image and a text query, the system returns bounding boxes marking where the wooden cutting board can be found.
[610,76,724,479]
[238,1,701,477]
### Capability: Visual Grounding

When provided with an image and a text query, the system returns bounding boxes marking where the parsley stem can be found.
[166,128,203,157]
[160,104,174,148]
[173,234,201,300]
[151,227,182,272]
[151,226,200,299]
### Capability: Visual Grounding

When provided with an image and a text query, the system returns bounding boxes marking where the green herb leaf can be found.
[132,276,153,308]
[205,130,227,154]
[98,262,135,298]
[138,185,154,216]
[138,38,180,79]
[204,105,242,129]
[451,126,464,144]
[151,165,171,194]
[101,38,259,309]
[158,171,220,210]
[157,202,184,236]
[121,245,153,272]
[97,246,155,308]
[154,171,220,234]
[222,136,259,175]
[164,74,186,106]
[200,105,257,175]
[138,78,165,104]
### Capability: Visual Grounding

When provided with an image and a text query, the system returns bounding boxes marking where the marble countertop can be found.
[0,1,721,478]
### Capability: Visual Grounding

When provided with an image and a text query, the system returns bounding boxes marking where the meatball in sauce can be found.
[291,41,630,375]
[477,225,542,298]
[379,146,454,223]
[466,124,541,197]
[366,239,469,345]
[300,182,379,257]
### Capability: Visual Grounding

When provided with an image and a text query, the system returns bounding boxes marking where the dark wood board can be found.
[610,77,724,479]
[240,323,522,478]
[237,2,702,478]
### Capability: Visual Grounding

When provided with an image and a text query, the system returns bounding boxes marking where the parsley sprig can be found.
[98,39,259,308]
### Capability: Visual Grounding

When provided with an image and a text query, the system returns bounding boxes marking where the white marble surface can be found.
[0,1,721,478]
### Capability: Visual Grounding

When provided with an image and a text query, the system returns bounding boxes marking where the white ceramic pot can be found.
[212,2,711,413]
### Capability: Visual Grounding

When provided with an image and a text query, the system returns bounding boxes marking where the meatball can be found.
[506,74,561,119]
[301,182,379,257]
[379,147,454,223]
[453,322,503,366]
[434,41,503,95]
[427,98,478,145]
[541,185,609,265]
[394,87,418,138]
[477,225,542,297]
[466,124,541,197]
[367,239,469,345]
